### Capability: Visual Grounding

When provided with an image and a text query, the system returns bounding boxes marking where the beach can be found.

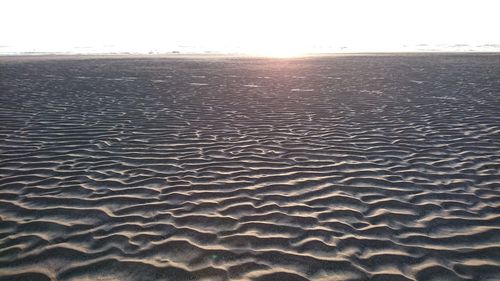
[0,54,499,280]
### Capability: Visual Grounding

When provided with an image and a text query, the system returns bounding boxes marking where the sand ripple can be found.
[0,55,499,280]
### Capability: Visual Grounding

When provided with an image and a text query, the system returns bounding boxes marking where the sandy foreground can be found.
[0,54,499,281]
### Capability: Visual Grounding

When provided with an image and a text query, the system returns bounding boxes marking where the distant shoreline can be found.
[2,51,500,62]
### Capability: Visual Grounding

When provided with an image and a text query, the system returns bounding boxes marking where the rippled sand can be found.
[0,54,499,281]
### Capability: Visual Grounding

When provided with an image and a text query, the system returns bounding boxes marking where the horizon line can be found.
[3,50,500,55]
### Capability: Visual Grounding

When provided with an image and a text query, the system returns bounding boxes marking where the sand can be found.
[0,54,499,281]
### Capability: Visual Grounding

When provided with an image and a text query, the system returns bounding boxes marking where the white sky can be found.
[1,0,499,55]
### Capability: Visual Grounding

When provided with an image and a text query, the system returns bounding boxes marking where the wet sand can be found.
[0,54,499,280]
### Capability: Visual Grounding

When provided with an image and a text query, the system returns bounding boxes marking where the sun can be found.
[249,51,307,58]
[249,48,308,58]
[243,41,309,58]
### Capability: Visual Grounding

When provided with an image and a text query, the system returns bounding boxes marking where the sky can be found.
[1,0,500,55]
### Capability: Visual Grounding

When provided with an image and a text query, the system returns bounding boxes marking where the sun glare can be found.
[248,47,308,58]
